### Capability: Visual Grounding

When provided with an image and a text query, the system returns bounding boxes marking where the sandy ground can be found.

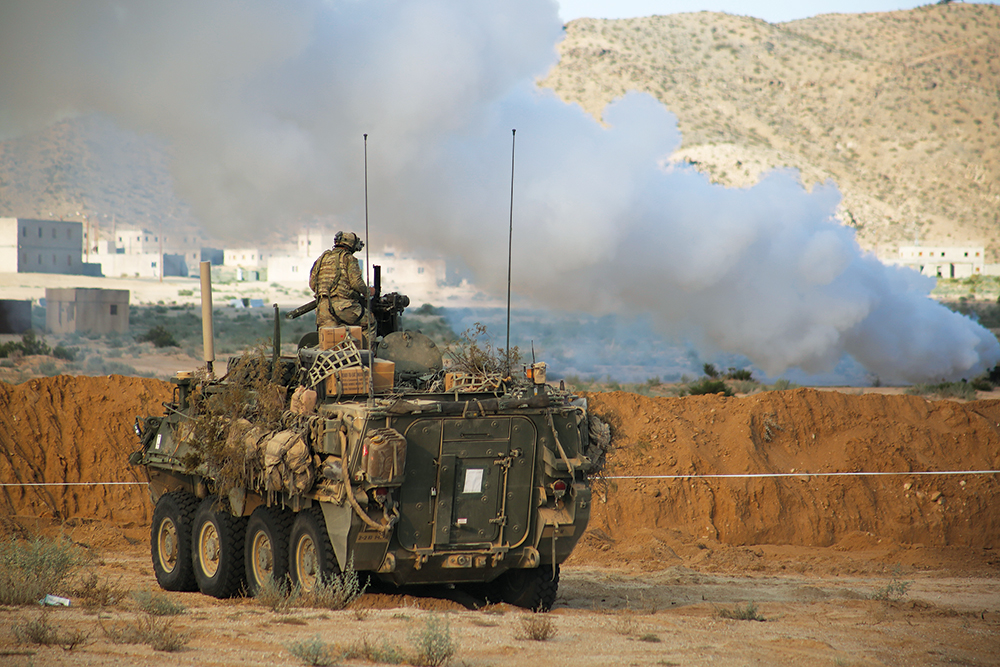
[0,534,997,667]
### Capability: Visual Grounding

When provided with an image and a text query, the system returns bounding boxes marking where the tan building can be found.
[45,288,130,335]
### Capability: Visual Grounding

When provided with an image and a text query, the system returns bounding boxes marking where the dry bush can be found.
[613,609,638,636]
[0,535,84,606]
[717,601,765,621]
[409,614,457,667]
[13,611,89,650]
[101,614,191,652]
[515,613,557,641]
[286,635,339,666]
[132,590,187,616]
[74,572,128,608]
[256,563,366,613]
[341,636,407,664]
[445,323,521,377]
[255,575,300,613]
[299,561,367,611]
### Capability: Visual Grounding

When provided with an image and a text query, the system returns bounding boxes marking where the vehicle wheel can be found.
[244,505,294,595]
[495,565,560,611]
[288,506,338,593]
[150,491,199,592]
[192,496,248,598]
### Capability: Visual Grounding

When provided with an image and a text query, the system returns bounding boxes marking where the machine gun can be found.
[286,265,410,338]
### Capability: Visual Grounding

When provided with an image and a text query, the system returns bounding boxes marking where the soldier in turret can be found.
[309,231,374,338]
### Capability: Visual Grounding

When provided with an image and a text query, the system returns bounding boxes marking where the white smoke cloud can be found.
[1,0,996,382]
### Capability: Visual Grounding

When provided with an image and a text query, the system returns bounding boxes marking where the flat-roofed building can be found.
[0,217,99,275]
[45,288,129,334]
[895,246,985,278]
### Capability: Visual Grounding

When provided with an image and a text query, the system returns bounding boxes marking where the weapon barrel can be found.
[286,298,318,320]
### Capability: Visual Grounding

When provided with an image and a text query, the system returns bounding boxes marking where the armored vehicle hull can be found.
[131,302,606,610]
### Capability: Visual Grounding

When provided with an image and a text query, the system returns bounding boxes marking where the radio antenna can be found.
[505,128,516,379]
[364,133,373,402]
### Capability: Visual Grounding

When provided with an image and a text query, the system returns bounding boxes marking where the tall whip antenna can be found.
[364,133,373,402]
[506,128,516,378]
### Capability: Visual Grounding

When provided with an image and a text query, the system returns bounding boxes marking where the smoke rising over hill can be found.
[1,0,996,382]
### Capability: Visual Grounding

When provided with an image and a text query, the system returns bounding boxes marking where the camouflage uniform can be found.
[309,242,374,336]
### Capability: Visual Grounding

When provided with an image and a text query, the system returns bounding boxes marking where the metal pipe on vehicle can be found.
[200,260,215,378]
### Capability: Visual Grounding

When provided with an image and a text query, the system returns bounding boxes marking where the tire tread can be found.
[151,491,199,592]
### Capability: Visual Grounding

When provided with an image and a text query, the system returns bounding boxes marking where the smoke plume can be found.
[1,0,996,382]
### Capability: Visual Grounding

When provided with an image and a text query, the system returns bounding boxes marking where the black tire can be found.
[192,496,248,599]
[288,506,338,592]
[244,505,294,595]
[150,491,199,592]
[495,565,560,611]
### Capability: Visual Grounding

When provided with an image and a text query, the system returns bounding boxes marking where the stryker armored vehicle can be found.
[130,264,609,610]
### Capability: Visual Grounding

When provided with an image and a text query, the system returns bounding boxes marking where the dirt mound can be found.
[0,375,172,528]
[3,377,999,572]
[573,389,1000,569]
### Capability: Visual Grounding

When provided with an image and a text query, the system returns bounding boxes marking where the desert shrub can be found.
[409,614,457,667]
[342,637,407,664]
[905,381,976,400]
[38,359,60,376]
[971,375,993,392]
[52,345,77,361]
[0,535,84,605]
[725,367,753,381]
[0,331,51,358]
[639,633,661,642]
[300,563,367,610]
[869,572,912,602]
[13,612,59,645]
[687,378,733,396]
[516,613,557,641]
[613,610,638,636]
[717,601,765,621]
[729,380,759,395]
[702,362,719,378]
[132,590,187,616]
[103,615,190,651]
[13,611,89,649]
[75,572,128,607]
[770,378,798,391]
[286,635,338,666]
[257,559,365,612]
[138,325,180,348]
[255,575,300,613]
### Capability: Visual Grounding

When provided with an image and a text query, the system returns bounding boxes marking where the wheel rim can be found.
[250,531,274,585]
[157,518,178,574]
[198,521,221,578]
[295,533,318,591]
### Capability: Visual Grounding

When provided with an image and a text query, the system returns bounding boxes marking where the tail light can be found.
[551,480,567,499]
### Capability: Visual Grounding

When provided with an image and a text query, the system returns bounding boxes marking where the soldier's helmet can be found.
[334,231,364,252]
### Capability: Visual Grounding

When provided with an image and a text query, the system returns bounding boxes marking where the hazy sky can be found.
[558,0,998,24]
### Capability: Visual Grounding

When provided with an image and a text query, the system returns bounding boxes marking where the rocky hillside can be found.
[540,3,1000,259]
[0,114,201,239]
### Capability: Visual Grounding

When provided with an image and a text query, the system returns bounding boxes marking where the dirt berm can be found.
[2,377,998,569]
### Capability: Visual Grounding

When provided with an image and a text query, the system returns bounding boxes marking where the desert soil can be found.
[1,376,998,666]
